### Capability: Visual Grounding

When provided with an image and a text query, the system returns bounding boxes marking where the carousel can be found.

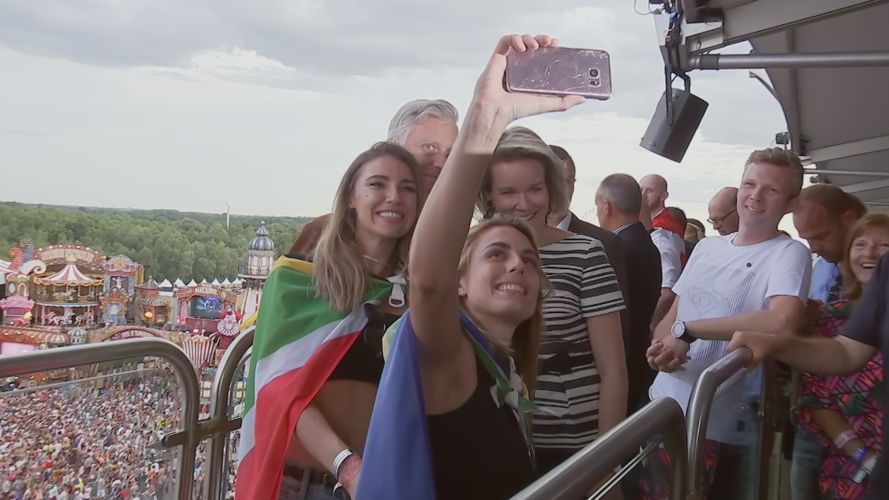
[32,257,103,327]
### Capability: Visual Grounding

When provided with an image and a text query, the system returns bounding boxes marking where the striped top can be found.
[533,233,625,451]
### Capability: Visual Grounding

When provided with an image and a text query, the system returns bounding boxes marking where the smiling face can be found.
[738,161,799,231]
[401,115,458,195]
[487,158,550,229]
[848,227,889,284]
[349,155,418,244]
[458,225,541,344]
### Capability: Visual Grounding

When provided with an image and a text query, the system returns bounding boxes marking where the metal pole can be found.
[690,51,889,70]
[0,338,201,500]
[757,360,777,499]
[205,327,254,500]
[511,398,687,500]
[804,169,889,177]
[685,347,752,500]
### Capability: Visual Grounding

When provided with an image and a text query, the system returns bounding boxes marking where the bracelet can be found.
[853,445,868,465]
[834,429,858,450]
[853,455,878,484]
[332,448,354,477]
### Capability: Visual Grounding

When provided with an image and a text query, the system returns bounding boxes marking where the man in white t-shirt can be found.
[646,148,812,499]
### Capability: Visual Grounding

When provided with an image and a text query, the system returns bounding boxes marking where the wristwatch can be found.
[671,320,697,343]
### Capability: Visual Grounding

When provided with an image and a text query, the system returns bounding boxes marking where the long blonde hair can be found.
[841,213,889,301]
[457,214,550,394]
[313,142,423,312]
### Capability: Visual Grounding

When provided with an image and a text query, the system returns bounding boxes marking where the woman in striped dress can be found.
[478,126,628,473]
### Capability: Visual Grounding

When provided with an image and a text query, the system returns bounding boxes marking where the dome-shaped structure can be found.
[68,327,87,345]
[248,223,275,252]
[239,223,276,279]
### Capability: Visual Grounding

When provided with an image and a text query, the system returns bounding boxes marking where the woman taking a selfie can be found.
[358,34,588,500]
[478,125,627,473]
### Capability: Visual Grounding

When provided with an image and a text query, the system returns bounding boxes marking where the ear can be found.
[840,208,859,227]
[457,276,467,297]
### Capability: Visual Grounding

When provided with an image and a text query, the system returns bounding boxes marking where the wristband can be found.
[853,455,878,484]
[337,455,361,494]
[853,445,868,465]
[833,429,857,450]
[332,448,354,477]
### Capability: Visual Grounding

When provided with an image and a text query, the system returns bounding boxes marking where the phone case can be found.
[505,46,612,100]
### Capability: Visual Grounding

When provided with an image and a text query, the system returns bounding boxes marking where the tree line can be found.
[0,202,308,282]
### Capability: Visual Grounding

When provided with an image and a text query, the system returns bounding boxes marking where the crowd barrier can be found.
[0,336,764,499]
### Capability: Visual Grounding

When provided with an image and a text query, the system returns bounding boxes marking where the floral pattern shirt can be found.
[797,300,884,499]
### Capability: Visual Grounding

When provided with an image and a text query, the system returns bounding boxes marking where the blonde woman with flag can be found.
[235,141,422,500]
[358,34,585,500]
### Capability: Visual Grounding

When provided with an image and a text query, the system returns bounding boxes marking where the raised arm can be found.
[408,34,582,364]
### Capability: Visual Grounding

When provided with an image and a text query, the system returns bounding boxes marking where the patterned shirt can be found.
[532,234,625,451]
[798,300,884,499]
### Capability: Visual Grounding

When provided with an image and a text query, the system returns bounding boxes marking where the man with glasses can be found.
[707,187,740,235]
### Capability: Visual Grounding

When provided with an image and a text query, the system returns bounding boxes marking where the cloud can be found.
[0,2,792,222]
[0,1,787,142]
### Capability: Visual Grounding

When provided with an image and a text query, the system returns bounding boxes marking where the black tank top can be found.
[327,303,399,384]
[427,358,535,499]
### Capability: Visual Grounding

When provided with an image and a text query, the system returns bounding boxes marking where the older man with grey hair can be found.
[388,99,459,195]
[288,99,459,256]
[595,173,662,412]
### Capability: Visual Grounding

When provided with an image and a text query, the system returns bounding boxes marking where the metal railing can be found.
[511,397,688,500]
[0,334,768,500]
[0,338,201,500]
[685,346,753,500]
[203,327,254,500]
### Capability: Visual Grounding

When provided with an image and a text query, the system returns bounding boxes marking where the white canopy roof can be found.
[35,262,100,285]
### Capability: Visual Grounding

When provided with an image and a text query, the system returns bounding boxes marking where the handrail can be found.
[511,397,687,500]
[756,359,777,500]
[204,326,254,500]
[685,346,753,500]
[0,338,200,500]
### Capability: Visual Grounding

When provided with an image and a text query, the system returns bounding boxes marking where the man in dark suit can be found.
[548,145,630,340]
[595,173,663,411]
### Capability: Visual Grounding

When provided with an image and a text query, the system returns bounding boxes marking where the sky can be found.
[0,1,796,233]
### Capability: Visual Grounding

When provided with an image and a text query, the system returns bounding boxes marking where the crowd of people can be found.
[230,33,889,500]
[0,367,183,500]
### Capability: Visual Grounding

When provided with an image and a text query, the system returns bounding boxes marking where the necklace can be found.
[364,254,383,264]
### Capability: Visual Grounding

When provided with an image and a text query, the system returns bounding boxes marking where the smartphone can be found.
[505,46,612,100]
